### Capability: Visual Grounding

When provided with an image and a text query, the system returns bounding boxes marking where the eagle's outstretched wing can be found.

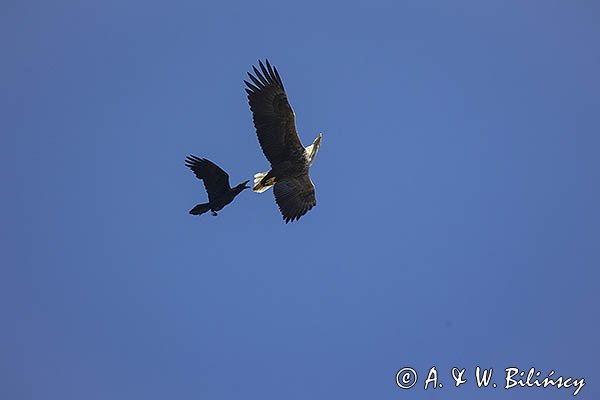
[185,155,230,203]
[273,174,316,223]
[244,60,304,166]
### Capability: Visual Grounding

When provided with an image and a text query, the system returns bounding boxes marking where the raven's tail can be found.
[189,203,211,215]
[253,170,275,193]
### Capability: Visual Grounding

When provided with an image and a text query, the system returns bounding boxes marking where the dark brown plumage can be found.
[245,60,322,223]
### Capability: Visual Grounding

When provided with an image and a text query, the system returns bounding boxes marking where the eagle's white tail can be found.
[253,170,275,193]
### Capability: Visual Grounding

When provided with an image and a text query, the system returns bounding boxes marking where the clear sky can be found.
[2,1,599,399]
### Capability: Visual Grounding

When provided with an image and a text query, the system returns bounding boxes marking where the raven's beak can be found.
[243,180,251,189]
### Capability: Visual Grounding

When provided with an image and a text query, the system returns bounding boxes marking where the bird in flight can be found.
[244,60,322,223]
[185,155,249,216]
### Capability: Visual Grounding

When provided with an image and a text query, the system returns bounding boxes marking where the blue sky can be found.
[2,1,599,399]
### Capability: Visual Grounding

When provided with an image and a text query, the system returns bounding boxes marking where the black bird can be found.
[185,155,250,216]
[244,60,322,223]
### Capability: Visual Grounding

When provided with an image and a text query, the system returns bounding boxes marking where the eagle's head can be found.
[306,133,322,166]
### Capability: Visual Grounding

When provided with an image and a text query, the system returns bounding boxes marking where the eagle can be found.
[185,155,249,216]
[244,60,322,223]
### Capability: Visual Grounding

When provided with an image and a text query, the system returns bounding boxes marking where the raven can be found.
[185,155,249,216]
[244,60,322,223]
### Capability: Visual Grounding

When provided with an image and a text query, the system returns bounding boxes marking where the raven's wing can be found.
[244,60,305,166]
[185,155,230,203]
[273,174,316,223]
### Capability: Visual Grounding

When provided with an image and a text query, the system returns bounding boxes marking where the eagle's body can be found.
[185,155,249,216]
[245,60,322,223]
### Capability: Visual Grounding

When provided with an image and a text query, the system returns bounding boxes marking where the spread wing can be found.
[273,174,316,223]
[185,155,230,203]
[244,60,304,166]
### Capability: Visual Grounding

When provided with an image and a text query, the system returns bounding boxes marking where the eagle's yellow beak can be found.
[305,133,322,166]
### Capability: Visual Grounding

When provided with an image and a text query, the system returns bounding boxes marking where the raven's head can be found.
[238,180,251,190]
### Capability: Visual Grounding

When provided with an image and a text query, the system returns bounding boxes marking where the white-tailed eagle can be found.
[244,60,322,223]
